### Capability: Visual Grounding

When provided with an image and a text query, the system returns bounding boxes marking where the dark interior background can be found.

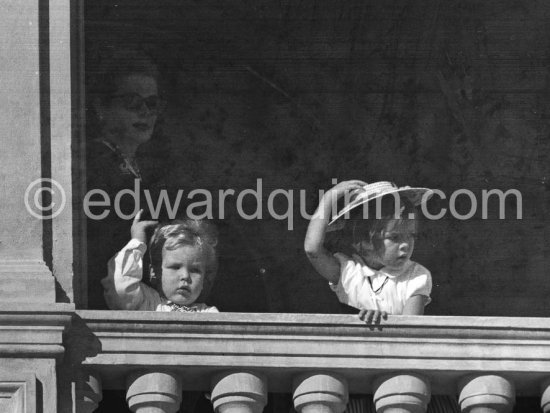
[85,0,549,317]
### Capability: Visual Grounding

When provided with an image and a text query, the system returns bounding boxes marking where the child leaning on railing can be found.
[305,180,433,322]
[101,210,219,412]
[305,180,460,413]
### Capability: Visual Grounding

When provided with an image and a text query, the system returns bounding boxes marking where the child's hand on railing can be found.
[358,308,387,326]
[131,209,158,243]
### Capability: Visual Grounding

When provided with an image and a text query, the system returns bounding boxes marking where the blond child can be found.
[102,209,218,312]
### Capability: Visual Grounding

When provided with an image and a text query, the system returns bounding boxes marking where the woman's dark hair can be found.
[88,49,160,103]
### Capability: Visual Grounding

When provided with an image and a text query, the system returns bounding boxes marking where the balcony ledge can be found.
[0,304,74,359]
[68,311,550,395]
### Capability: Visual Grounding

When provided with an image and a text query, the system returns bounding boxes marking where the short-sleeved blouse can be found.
[330,253,432,314]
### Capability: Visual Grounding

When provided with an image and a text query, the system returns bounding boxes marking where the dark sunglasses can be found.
[110,93,166,114]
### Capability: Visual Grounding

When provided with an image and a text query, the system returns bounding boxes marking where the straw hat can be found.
[328,181,433,227]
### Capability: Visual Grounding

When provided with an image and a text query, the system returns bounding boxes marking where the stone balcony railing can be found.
[63,311,550,413]
[1,306,549,412]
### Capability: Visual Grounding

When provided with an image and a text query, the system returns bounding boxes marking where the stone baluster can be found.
[373,373,431,413]
[292,372,348,413]
[211,371,267,413]
[541,378,550,413]
[75,371,102,413]
[458,375,515,413]
[126,370,182,413]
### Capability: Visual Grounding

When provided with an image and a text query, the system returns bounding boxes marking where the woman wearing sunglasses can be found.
[88,50,166,182]
[86,49,168,309]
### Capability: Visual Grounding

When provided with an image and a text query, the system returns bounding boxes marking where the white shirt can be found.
[101,238,218,313]
[330,253,432,314]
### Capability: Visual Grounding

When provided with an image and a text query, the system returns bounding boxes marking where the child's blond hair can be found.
[149,219,218,299]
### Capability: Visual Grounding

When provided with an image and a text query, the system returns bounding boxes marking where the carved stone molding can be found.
[541,378,550,413]
[0,373,36,413]
[0,304,73,358]
[74,311,550,396]
[126,370,182,413]
[458,375,515,413]
[211,371,267,413]
[293,372,348,413]
[0,261,54,303]
[74,371,102,413]
[373,373,431,413]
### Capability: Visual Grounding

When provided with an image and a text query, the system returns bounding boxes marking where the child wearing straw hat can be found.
[305,180,461,412]
[304,180,434,324]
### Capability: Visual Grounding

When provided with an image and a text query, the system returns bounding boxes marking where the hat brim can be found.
[328,187,434,227]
